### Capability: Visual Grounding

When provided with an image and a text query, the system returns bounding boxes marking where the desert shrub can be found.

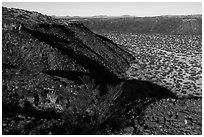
[60,76,124,134]
[2,76,125,135]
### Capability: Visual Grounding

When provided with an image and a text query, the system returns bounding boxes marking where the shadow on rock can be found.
[43,70,121,94]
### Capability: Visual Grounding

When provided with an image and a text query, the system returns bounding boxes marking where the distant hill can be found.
[56,14,202,35]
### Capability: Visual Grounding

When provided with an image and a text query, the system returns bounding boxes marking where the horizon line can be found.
[3,6,202,18]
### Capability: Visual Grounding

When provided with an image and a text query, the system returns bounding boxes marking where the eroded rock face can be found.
[2,7,135,94]
[2,8,136,134]
[2,7,202,135]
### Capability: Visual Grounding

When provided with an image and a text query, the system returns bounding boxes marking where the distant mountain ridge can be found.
[55,14,202,18]
[56,14,202,35]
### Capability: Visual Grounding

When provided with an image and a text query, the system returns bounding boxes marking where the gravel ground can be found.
[98,32,202,135]
[117,98,202,135]
[102,33,202,97]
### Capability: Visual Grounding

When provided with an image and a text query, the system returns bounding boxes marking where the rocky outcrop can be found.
[2,7,135,93]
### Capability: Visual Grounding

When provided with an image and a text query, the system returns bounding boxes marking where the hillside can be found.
[2,7,135,134]
[57,15,202,35]
[2,7,135,91]
[2,7,202,135]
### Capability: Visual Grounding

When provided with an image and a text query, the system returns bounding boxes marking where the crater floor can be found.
[102,32,202,97]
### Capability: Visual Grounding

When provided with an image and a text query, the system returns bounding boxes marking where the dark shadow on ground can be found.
[2,63,18,69]
[120,79,178,100]
[95,79,179,133]
[2,102,61,120]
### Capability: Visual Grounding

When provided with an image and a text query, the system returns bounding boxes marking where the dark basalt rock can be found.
[2,7,134,94]
[3,7,200,135]
[2,7,185,101]
[3,7,194,102]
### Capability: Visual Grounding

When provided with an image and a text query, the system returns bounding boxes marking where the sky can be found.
[2,2,202,17]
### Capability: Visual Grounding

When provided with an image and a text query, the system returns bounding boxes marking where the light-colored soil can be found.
[102,33,202,97]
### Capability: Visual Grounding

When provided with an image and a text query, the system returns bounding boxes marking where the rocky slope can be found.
[2,7,136,134]
[102,98,202,135]
[2,7,135,92]
[2,7,202,135]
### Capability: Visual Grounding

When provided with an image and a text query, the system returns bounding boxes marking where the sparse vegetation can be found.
[2,76,125,135]
[2,7,202,135]
[101,32,202,97]
[60,76,124,134]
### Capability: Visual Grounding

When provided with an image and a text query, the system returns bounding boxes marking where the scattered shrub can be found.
[60,76,124,134]
[2,76,125,135]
